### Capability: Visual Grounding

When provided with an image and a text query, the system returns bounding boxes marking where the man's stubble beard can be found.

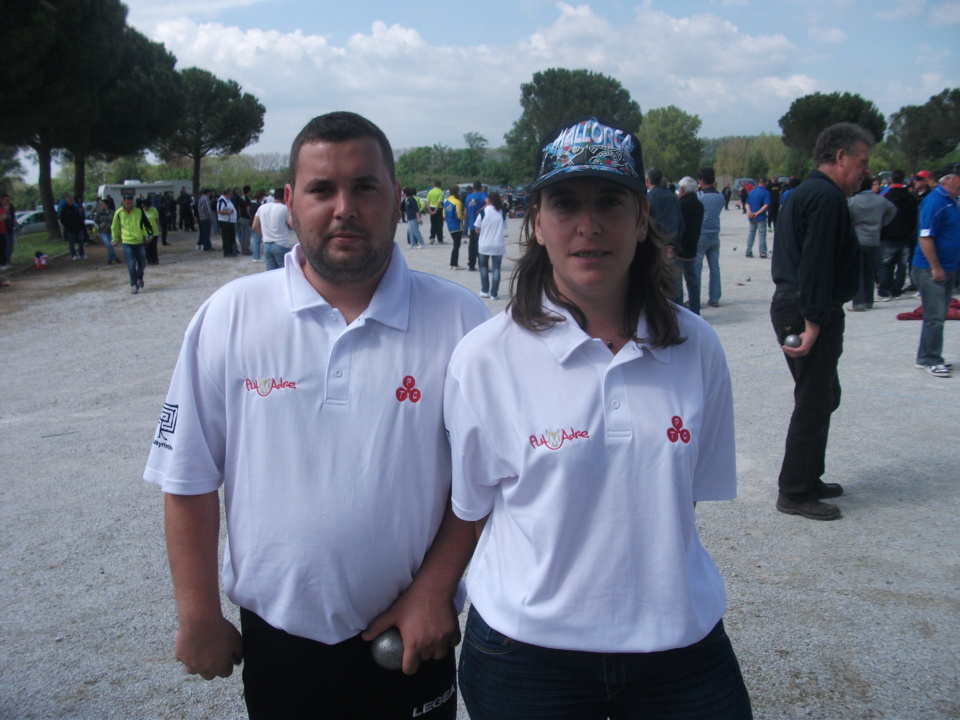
[292,209,398,285]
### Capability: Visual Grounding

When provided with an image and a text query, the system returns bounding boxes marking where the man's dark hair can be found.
[243,185,251,194]
[891,169,905,184]
[646,167,663,187]
[812,122,875,168]
[289,111,395,185]
[473,180,482,190]
[434,179,442,188]
[698,167,716,186]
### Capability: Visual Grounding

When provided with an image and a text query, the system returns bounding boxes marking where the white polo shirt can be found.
[254,202,293,248]
[445,301,736,653]
[144,243,490,644]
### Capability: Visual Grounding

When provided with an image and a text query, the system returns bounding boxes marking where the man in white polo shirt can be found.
[252,187,293,271]
[144,111,489,719]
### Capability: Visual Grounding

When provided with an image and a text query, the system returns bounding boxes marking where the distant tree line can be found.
[3,0,264,239]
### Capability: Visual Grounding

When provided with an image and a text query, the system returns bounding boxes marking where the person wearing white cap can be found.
[446,115,752,719]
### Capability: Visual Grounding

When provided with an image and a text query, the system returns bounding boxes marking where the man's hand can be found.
[932,267,946,282]
[361,583,460,676]
[174,615,243,680]
[783,321,820,358]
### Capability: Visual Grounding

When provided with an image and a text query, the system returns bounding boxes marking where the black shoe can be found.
[814,481,844,499]
[776,494,841,520]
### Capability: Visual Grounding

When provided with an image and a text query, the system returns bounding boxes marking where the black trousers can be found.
[449,231,463,267]
[221,222,237,256]
[430,211,444,242]
[144,236,159,264]
[240,608,457,720]
[771,295,845,499]
[467,229,479,270]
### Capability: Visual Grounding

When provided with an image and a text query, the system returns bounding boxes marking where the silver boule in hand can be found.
[371,627,404,671]
[784,334,802,348]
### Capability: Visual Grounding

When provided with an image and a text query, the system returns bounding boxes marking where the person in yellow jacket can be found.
[111,192,150,294]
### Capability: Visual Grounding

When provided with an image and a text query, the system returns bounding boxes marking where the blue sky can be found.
[38,0,960,178]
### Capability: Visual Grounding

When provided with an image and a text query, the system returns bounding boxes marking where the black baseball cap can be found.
[528,115,646,195]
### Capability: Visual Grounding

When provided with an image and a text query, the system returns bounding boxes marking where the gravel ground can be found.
[1,210,958,719]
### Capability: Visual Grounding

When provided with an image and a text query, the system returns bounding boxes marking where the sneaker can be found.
[131,285,139,294]
[759,253,768,259]
[915,363,951,378]
[490,295,500,301]
[850,304,868,312]
[708,301,719,308]
[479,292,490,298]
[875,294,894,302]
[0,264,9,271]
[72,255,78,261]
[137,278,144,288]
[745,252,753,258]
[776,494,841,520]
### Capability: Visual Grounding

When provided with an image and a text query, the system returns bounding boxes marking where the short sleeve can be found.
[143,305,227,495]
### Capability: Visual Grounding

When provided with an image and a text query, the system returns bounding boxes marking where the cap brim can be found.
[528,165,647,194]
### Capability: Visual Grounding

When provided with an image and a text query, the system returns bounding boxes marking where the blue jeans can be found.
[459,607,752,720]
[746,220,766,255]
[65,229,86,258]
[122,243,146,287]
[251,231,262,260]
[913,267,955,366]
[479,253,502,297]
[407,219,424,247]
[263,242,291,271]
[677,257,700,314]
[100,233,118,262]
[694,233,721,305]
[237,218,252,254]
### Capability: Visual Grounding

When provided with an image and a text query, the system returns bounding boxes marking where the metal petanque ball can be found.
[784,334,802,348]
[371,627,404,671]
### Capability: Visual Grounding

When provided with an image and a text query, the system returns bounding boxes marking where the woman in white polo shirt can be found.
[445,116,753,719]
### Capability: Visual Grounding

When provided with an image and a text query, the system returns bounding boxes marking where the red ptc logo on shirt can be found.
[667,415,691,443]
[396,375,421,403]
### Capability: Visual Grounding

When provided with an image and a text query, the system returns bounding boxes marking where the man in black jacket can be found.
[877,170,919,300]
[676,176,704,313]
[769,122,873,521]
[59,194,87,260]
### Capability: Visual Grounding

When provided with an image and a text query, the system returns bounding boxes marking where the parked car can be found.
[15,209,98,237]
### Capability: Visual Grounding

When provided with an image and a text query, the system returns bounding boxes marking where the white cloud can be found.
[812,27,848,43]
[929,0,960,22]
[877,0,928,20]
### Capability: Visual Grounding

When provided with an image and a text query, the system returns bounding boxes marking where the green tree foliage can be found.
[779,92,887,159]
[637,106,703,180]
[745,149,769,180]
[3,0,127,238]
[153,68,266,197]
[886,89,960,172]
[0,145,24,195]
[505,69,642,178]
[67,27,182,198]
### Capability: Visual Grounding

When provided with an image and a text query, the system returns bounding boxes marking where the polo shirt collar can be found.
[538,298,671,365]
[283,243,410,331]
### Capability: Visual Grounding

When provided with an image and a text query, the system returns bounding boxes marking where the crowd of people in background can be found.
[1,143,956,383]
